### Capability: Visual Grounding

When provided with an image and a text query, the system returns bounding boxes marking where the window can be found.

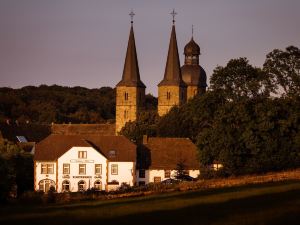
[167,91,171,100]
[108,150,116,158]
[154,177,161,183]
[95,164,102,175]
[41,163,54,174]
[139,169,145,178]
[124,110,128,119]
[124,92,129,101]
[94,180,102,190]
[79,164,86,175]
[41,164,47,174]
[111,164,118,175]
[78,180,86,191]
[164,170,171,178]
[63,164,70,174]
[38,179,55,192]
[62,180,70,192]
[78,151,87,159]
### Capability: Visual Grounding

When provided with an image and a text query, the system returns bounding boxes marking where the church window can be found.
[124,110,128,119]
[124,92,129,101]
[167,92,171,100]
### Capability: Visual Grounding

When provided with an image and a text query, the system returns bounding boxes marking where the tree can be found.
[120,111,159,143]
[210,58,273,100]
[263,46,300,96]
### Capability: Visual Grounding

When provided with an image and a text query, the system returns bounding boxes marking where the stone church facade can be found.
[116,17,207,133]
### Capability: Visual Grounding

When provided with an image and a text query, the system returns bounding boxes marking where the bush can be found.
[19,191,44,204]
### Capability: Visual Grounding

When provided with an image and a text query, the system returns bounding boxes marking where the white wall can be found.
[137,169,200,184]
[57,147,107,192]
[107,162,135,189]
[34,161,57,191]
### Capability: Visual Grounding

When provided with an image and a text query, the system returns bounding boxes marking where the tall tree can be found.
[210,58,273,100]
[263,46,300,96]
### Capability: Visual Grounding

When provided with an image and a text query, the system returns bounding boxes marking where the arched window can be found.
[38,179,55,192]
[94,180,102,190]
[78,180,86,192]
[62,180,70,192]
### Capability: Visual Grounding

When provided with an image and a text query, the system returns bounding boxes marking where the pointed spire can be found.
[117,12,145,88]
[158,21,185,87]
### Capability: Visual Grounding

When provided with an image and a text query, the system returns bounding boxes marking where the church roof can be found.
[34,134,136,162]
[138,137,200,170]
[181,65,207,87]
[158,25,186,87]
[184,37,200,55]
[116,25,146,88]
[51,123,115,136]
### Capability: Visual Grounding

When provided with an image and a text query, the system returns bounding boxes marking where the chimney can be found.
[142,135,148,145]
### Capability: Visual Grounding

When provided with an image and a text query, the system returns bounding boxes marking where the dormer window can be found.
[108,150,116,158]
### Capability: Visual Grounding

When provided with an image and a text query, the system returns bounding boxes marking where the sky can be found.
[0,0,300,96]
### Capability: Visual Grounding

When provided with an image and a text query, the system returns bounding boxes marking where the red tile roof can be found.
[34,134,136,162]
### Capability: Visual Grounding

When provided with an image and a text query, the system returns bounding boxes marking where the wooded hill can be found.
[0,85,157,124]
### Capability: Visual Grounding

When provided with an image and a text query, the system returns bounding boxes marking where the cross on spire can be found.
[170,9,177,24]
[129,9,135,24]
[192,24,194,38]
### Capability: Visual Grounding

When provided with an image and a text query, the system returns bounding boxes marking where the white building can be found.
[136,136,200,185]
[34,134,136,192]
[34,134,201,193]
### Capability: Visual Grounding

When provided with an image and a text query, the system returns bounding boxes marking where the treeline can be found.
[121,46,300,176]
[0,85,115,124]
[0,85,157,124]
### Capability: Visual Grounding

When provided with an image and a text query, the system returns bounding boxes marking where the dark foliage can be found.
[121,46,300,176]
[0,140,33,202]
[0,85,116,124]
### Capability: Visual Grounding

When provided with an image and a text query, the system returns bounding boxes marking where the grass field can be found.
[1,181,300,225]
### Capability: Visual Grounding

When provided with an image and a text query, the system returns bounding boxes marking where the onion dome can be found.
[181,65,207,87]
[184,38,200,56]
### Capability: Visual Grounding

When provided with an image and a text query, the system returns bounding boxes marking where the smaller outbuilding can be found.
[136,135,200,185]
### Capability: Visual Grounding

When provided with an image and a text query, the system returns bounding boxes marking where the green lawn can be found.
[1,181,300,225]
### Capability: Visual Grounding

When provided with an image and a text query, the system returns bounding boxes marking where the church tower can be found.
[158,10,186,117]
[115,12,146,134]
[181,27,207,100]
